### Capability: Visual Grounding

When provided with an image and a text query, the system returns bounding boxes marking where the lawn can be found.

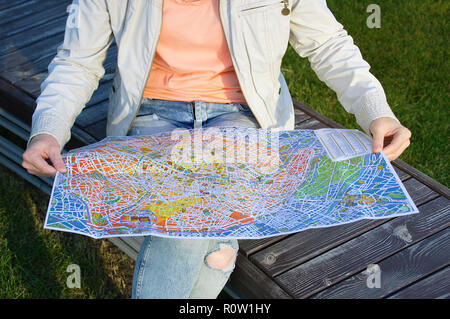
[0,0,447,298]
[0,165,134,298]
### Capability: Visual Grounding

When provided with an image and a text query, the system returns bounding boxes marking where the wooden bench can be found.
[1,0,449,299]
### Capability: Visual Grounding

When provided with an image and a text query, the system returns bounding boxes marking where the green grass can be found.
[0,165,134,298]
[282,0,449,186]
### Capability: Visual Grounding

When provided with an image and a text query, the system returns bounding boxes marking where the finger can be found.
[382,128,410,156]
[386,139,410,161]
[48,147,67,173]
[389,140,410,161]
[371,129,385,153]
[23,162,56,177]
[28,151,58,176]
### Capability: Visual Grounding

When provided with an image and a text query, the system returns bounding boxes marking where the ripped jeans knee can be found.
[204,240,238,275]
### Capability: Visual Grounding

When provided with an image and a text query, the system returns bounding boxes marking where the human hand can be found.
[370,117,412,161]
[22,134,67,177]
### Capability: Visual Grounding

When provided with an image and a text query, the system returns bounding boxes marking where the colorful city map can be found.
[44,128,418,239]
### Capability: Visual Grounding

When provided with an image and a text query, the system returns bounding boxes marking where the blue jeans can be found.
[128,97,259,299]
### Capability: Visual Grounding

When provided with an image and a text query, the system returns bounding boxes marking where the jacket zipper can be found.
[126,0,164,135]
[241,0,286,12]
[221,0,277,128]
[218,0,261,127]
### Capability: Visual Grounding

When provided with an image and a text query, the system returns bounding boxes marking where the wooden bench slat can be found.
[3,43,117,96]
[295,117,327,130]
[1,22,117,74]
[0,111,29,140]
[309,227,450,299]
[124,237,145,253]
[404,177,440,206]
[275,196,450,298]
[1,1,69,38]
[392,159,450,199]
[1,35,65,82]
[0,0,51,27]
[393,165,410,181]
[1,16,67,58]
[293,99,344,129]
[294,108,311,126]
[387,266,450,299]
[0,0,30,11]
[8,74,49,97]
[228,253,292,299]
[107,238,138,261]
[238,236,288,257]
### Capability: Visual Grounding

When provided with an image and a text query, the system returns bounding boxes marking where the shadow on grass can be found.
[0,165,134,298]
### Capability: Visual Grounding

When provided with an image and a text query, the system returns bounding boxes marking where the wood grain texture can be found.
[1,34,64,82]
[294,108,311,126]
[295,117,327,130]
[1,16,67,58]
[0,0,30,11]
[393,165,410,181]
[1,1,69,38]
[392,159,450,199]
[238,235,289,257]
[2,41,117,97]
[309,227,450,299]
[275,196,450,298]
[228,253,292,299]
[387,266,450,299]
[403,177,440,206]
[0,0,58,27]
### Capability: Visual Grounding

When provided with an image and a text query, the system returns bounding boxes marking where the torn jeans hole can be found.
[204,241,238,274]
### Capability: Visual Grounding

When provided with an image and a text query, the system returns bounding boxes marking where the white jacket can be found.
[29,0,399,150]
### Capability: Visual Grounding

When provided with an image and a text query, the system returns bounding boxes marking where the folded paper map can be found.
[44,127,418,239]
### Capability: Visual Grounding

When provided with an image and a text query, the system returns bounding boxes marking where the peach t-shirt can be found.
[142,0,248,104]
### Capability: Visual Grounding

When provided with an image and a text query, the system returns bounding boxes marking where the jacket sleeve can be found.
[28,0,114,151]
[288,0,399,135]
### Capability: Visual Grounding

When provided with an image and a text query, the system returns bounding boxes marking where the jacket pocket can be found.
[240,14,271,75]
[238,0,290,78]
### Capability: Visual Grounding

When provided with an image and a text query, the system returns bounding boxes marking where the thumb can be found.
[371,128,385,153]
[48,148,67,173]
